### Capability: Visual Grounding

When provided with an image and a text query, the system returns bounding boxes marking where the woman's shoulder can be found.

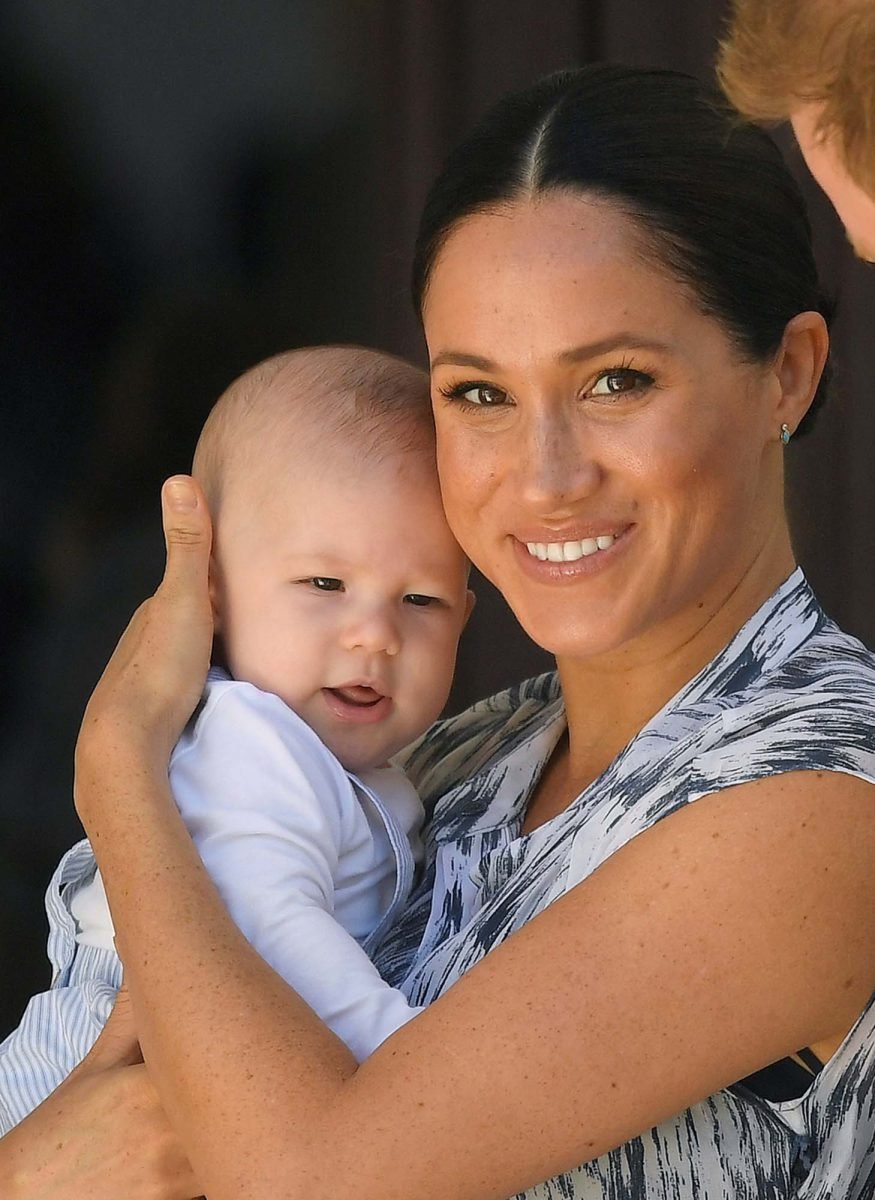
[677,572,875,738]
[689,611,875,792]
[782,609,875,686]
[395,672,561,806]
[732,610,875,723]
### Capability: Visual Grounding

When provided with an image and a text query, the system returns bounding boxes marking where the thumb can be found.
[75,986,144,1074]
[160,476,212,598]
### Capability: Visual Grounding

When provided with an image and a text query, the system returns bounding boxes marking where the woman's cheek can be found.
[436,432,493,534]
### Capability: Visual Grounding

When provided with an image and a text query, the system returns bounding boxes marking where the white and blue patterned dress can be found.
[375,570,875,1199]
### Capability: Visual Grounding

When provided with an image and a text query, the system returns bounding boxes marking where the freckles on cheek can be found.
[437,438,489,507]
[636,424,713,484]
[436,463,493,564]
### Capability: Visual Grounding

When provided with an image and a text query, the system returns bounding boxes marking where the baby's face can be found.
[210,447,472,773]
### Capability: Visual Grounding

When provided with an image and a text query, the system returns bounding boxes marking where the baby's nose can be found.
[341,607,401,657]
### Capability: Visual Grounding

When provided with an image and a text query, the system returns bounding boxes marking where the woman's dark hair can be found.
[413,63,832,433]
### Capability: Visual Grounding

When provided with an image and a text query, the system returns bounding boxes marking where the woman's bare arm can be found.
[0,475,212,1200]
[71,479,875,1200]
[0,990,200,1200]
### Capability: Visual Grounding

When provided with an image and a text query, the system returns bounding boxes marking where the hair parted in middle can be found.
[413,63,832,435]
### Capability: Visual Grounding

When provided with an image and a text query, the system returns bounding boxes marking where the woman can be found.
[4,64,875,1199]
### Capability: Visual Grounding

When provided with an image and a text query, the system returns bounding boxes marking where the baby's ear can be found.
[208,555,223,631]
[207,556,231,671]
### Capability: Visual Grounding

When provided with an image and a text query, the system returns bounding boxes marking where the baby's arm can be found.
[0,844,122,1133]
[170,680,421,1063]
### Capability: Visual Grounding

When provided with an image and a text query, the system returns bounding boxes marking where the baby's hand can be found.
[74,476,214,820]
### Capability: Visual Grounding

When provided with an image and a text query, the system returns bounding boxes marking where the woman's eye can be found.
[309,577,344,592]
[589,368,654,398]
[441,382,509,407]
[404,593,439,607]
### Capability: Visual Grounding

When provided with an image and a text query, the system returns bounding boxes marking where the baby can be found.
[0,345,473,1131]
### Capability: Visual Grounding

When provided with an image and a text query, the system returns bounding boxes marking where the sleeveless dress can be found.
[374,571,875,1199]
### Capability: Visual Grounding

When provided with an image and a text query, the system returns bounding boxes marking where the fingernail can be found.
[164,477,197,512]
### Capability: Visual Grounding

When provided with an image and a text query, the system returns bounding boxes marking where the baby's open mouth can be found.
[326,685,384,707]
[321,685,393,725]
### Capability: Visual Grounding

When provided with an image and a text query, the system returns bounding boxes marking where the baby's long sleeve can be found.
[169,675,422,1062]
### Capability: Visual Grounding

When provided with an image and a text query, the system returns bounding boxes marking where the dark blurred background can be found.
[2,0,874,1035]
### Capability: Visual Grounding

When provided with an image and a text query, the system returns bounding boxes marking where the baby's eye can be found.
[404,593,440,607]
[441,382,509,407]
[309,577,344,592]
[589,368,654,398]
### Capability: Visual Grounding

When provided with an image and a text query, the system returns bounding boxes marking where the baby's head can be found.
[193,345,473,772]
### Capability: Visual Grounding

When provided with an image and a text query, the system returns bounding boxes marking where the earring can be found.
[780,423,792,446]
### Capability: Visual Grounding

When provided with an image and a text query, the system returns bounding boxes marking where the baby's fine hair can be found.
[193,345,433,513]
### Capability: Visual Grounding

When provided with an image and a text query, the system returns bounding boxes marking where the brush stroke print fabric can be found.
[375,570,875,1199]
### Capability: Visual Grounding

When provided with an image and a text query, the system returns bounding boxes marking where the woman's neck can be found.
[527,549,797,830]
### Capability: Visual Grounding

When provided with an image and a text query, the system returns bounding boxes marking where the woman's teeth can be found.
[525,534,617,562]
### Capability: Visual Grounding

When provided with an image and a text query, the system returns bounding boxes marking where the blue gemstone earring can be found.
[780,423,792,446]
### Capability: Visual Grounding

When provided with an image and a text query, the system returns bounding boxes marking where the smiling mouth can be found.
[524,533,620,562]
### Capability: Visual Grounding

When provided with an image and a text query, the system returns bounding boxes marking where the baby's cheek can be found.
[421,639,458,717]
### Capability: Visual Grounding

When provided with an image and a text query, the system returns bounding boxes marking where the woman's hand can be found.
[75,476,213,821]
[14,478,214,1200]
[0,989,201,1200]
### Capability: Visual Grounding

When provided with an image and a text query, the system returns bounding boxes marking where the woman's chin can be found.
[514,608,636,664]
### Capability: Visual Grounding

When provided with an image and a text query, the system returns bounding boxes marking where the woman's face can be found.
[423,193,789,663]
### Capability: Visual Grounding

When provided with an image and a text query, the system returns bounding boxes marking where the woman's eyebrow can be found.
[431,334,673,372]
[430,351,497,371]
[556,335,673,363]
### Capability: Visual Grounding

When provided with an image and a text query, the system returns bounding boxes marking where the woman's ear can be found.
[771,311,830,435]
[463,588,477,628]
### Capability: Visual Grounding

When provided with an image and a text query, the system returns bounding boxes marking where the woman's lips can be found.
[513,525,633,579]
[321,686,393,724]
[524,531,618,562]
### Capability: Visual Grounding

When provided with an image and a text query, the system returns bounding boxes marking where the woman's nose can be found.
[340,605,401,657]
[518,412,601,511]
